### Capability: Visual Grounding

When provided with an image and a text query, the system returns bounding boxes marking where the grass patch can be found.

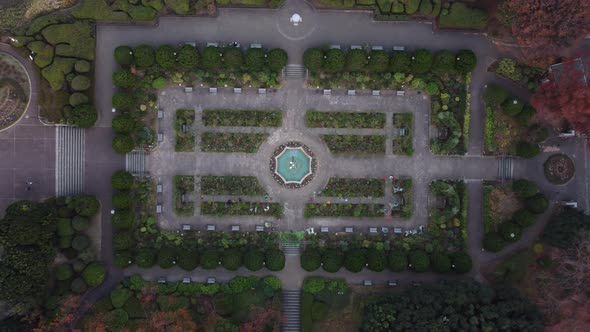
[392,113,413,156]
[41,21,96,60]
[201,133,268,153]
[72,0,131,21]
[201,201,282,218]
[173,175,194,216]
[438,3,488,30]
[305,111,385,129]
[41,56,76,91]
[322,178,385,197]
[304,203,384,218]
[201,176,266,196]
[321,135,385,155]
[174,109,195,152]
[202,109,282,127]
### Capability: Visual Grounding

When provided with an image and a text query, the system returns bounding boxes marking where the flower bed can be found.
[174,109,195,152]
[321,178,385,197]
[304,203,384,218]
[305,111,385,128]
[202,109,282,127]
[201,132,268,153]
[201,176,266,196]
[321,135,385,154]
[392,113,414,155]
[428,181,468,252]
[393,178,413,219]
[543,154,575,185]
[201,201,283,218]
[174,175,194,216]
[490,58,544,92]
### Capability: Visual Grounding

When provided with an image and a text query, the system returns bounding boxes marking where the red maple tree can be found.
[497,0,590,66]
[531,62,590,133]
[135,308,198,332]
[35,295,81,332]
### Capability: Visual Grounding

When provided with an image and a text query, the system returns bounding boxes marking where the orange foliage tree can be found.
[135,308,197,332]
[34,295,81,332]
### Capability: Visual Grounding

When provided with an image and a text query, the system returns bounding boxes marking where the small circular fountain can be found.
[290,13,302,26]
[270,142,317,189]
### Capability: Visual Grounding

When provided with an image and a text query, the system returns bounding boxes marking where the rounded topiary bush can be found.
[151,77,167,89]
[245,48,266,71]
[483,84,510,106]
[222,47,243,69]
[388,251,408,272]
[455,49,477,73]
[69,104,97,128]
[368,50,390,73]
[114,251,133,268]
[112,191,132,209]
[500,222,522,242]
[177,248,199,271]
[157,247,177,269]
[390,50,411,72]
[430,251,452,273]
[135,248,156,268]
[408,250,430,272]
[112,114,136,134]
[70,277,88,294]
[526,194,549,214]
[512,179,539,198]
[69,92,88,107]
[433,50,456,72]
[110,288,132,309]
[502,98,524,116]
[112,170,134,190]
[201,46,221,69]
[112,92,137,111]
[267,48,288,71]
[72,215,90,231]
[133,45,155,68]
[71,75,90,91]
[112,134,135,154]
[300,248,321,272]
[367,249,386,272]
[344,249,366,273]
[483,232,505,252]
[114,46,134,65]
[323,48,345,72]
[72,234,90,251]
[221,248,243,271]
[451,252,472,273]
[244,250,264,271]
[112,211,134,229]
[513,209,536,227]
[75,60,91,73]
[346,49,367,72]
[516,141,540,159]
[321,249,343,273]
[303,48,323,72]
[411,49,433,74]
[55,264,74,281]
[112,69,137,89]
[155,45,176,68]
[177,44,199,68]
[82,262,106,287]
[200,249,220,270]
[71,195,99,217]
[113,231,134,250]
[265,249,285,271]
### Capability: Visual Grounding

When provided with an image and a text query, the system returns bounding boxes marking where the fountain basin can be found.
[270,142,317,188]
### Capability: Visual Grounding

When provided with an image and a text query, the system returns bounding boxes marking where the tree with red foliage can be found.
[497,0,590,66]
[135,308,197,332]
[531,62,590,133]
[34,295,81,332]
[240,307,281,332]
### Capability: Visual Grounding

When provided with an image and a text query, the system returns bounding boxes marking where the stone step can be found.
[281,289,302,332]
[284,64,307,79]
[56,127,85,196]
[126,149,148,176]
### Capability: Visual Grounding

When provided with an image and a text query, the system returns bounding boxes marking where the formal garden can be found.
[79,274,282,331]
[0,52,30,130]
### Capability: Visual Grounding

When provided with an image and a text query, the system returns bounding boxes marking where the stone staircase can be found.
[56,127,85,196]
[280,240,302,255]
[126,149,148,176]
[497,156,513,181]
[282,289,301,332]
[283,64,307,80]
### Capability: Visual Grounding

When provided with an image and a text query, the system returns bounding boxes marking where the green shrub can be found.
[112,134,135,154]
[513,209,536,227]
[411,49,433,74]
[113,251,133,268]
[71,75,90,91]
[500,222,522,242]
[113,231,134,250]
[431,251,452,273]
[451,252,472,273]
[106,308,129,331]
[57,219,73,238]
[69,104,97,128]
[72,195,99,217]
[265,250,285,271]
[55,264,73,281]
[433,50,456,72]
[177,248,199,271]
[390,50,411,72]
[112,170,134,190]
[135,248,156,268]
[112,69,137,88]
[112,114,136,134]
[110,288,132,308]
[303,48,323,72]
[201,249,220,270]
[112,92,137,111]
[70,277,87,294]
[201,46,221,69]
[512,179,539,198]
[222,47,243,69]
[245,48,266,71]
[455,49,477,73]
[267,48,288,71]
[213,293,234,315]
[312,301,328,321]
[72,234,90,251]
[483,84,509,106]
[59,235,72,248]
[69,92,89,107]
[301,248,321,272]
[368,50,390,73]
[115,46,134,65]
[419,0,433,15]
[346,49,367,71]
[165,0,189,14]
[156,45,176,68]
[367,249,386,272]
[516,105,536,125]
[133,45,155,68]
[426,81,440,95]
[82,262,106,287]
[526,194,549,214]
[303,277,325,294]
[323,48,345,72]
[483,232,505,252]
[112,191,132,209]
[75,60,91,74]
[502,97,524,116]
[158,247,177,269]
[244,250,264,271]
[123,296,146,318]
[72,215,90,231]
[112,211,134,229]
[409,250,430,272]
[302,292,313,332]
[221,248,243,271]
[41,56,76,90]
[177,44,199,68]
[344,249,366,272]
[322,249,343,272]
[264,276,281,291]
[388,251,408,272]
[439,2,488,29]
[515,141,540,159]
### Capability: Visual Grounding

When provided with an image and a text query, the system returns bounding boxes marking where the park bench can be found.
[206,225,216,231]
[396,90,405,96]
[363,280,373,286]
[157,184,163,193]
[320,226,329,233]
[323,89,331,96]
[369,227,378,233]
[181,194,186,203]
[393,227,403,234]
[393,46,405,51]
[371,45,384,51]
[350,45,362,49]
[157,109,164,119]
[345,227,354,233]
[182,224,191,231]
[233,87,242,94]
[182,277,191,284]
[231,225,240,232]
[372,90,380,96]
[411,280,422,287]
[399,127,408,137]
[157,133,163,142]
[258,88,267,95]
[388,280,398,286]
[207,277,216,284]
[182,124,189,133]
[184,86,193,93]
[255,225,265,232]
[209,87,217,94]
[184,42,196,47]
[156,204,162,214]
[381,227,389,233]
[250,43,262,49]
[158,277,167,284]
[347,89,356,96]
[330,45,341,49]
[206,42,218,47]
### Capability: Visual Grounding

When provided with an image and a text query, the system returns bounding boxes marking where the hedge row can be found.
[202,109,283,127]
[201,176,266,196]
[321,178,385,197]
[304,203,384,218]
[321,135,386,154]
[305,111,386,129]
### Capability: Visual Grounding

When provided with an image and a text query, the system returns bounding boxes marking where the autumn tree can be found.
[497,0,590,66]
[531,63,590,132]
[135,308,197,331]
